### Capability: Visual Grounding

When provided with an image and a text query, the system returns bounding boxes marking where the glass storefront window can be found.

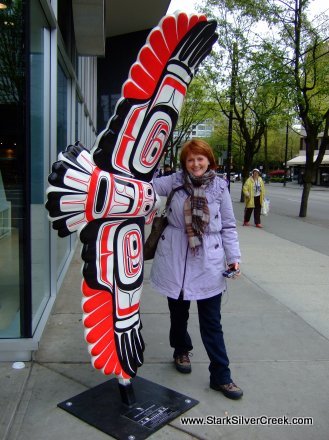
[57,62,71,276]
[30,0,51,332]
[75,97,79,141]
[1,0,95,344]
[320,170,329,186]
[0,0,25,338]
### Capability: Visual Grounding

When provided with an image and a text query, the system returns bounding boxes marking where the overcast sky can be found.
[167,0,329,19]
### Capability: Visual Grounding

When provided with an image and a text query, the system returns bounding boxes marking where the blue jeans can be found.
[167,293,232,384]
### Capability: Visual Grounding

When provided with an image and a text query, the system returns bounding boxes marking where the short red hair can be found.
[180,139,217,171]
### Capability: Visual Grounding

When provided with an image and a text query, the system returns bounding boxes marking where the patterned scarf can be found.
[183,170,216,250]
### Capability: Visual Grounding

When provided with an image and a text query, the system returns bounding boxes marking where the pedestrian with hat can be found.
[242,168,265,228]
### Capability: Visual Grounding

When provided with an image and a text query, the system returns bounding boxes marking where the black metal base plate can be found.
[58,376,199,440]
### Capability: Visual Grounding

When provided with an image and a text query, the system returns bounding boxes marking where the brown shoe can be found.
[255,224,263,228]
[243,222,250,226]
[210,381,243,400]
[174,352,192,374]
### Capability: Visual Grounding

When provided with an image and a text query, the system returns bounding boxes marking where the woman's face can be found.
[185,152,210,177]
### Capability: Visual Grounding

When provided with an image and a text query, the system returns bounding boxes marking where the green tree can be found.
[200,0,287,194]
[210,0,329,216]
[164,76,215,170]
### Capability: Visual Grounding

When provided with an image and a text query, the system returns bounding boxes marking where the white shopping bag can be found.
[261,198,270,216]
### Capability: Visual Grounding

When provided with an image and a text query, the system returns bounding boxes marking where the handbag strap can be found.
[166,185,183,208]
[165,185,184,209]
[160,185,184,216]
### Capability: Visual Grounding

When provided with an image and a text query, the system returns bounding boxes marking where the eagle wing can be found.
[91,12,218,181]
[46,12,217,379]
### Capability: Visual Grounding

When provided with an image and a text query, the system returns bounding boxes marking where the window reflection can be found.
[30,0,51,332]
[0,0,25,337]
[57,63,71,275]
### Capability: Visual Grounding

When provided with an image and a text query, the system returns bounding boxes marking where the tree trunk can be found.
[240,152,253,202]
[170,145,175,169]
[299,181,312,217]
[264,125,268,176]
[173,143,180,171]
[163,148,169,166]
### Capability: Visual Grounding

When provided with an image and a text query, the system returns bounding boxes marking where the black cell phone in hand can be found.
[223,268,240,278]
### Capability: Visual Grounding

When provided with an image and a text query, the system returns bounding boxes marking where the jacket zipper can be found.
[180,243,189,299]
[180,187,191,300]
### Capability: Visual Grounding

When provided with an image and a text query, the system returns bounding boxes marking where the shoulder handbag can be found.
[144,187,182,261]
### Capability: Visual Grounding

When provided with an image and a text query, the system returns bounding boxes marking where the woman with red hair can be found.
[150,139,243,400]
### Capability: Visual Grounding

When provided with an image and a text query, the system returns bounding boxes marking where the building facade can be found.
[190,119,215,139]
[0,0,169,361]
[287,132,329,186]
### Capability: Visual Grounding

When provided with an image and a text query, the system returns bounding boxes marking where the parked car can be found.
[230,172,238,182]
[268,169,285,177]
[268,169,292,181]
[216,172,238,183]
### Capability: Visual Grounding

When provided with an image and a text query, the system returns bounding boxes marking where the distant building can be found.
[190,119,215,139]
[287,130,329,186]
[172,119,215,142]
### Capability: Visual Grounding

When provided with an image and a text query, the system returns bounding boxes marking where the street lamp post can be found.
[226,42,238,192]
[226,108,233,192]
[283,122,289,187]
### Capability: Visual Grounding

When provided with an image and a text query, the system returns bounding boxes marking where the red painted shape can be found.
[90,331,113,356]
[82,281,130,378]
[84,301,112,328]
[149,29,171,63]
[139,46,164,78]
[130,64,155,96]
[82,291,111,313]
[162,15,178,52]
[123,81,150,100]
[177,12,189,39]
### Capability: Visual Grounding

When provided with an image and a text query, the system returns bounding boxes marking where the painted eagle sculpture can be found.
[46,11,218,379]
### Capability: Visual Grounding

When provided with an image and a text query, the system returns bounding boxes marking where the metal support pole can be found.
[118,378,136,406]
[283,122,289,187]
[226,42,238,193]
[226,109,233,192]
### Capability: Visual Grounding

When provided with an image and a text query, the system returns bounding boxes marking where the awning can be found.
[287,154,329,165]
[72,0,170,56]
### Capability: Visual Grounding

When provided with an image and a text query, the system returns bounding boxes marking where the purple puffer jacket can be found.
[150,171,241,300]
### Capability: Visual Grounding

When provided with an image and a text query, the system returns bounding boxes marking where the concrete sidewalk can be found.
[2,218,329,440]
